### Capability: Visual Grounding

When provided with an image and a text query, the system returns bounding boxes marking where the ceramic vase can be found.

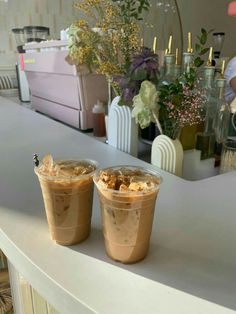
[151,134,183,177]
[107,96,138,157]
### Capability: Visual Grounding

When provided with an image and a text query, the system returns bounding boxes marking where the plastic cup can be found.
[94,166,162,264]
[220,139,236,174]
[35,159,98,245]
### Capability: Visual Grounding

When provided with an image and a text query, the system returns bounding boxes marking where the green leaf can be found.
[200,32,207,45]
[195,43,201,53]
[131,12,138,18]
[131,67,147,80]
[118,97,126,106]
[190,67,196,76]
[194,57,204,67]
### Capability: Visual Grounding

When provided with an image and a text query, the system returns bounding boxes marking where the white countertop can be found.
[0,96,235,314]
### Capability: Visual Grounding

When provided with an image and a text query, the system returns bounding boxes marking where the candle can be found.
[221,60,226,76]
[208,47,213,65]
[175,48,179,65]
[187,32,193,53]
[168,35,172,54]
[153,36,157,53]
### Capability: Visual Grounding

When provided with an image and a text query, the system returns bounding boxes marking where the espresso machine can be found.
[12,26,50,102]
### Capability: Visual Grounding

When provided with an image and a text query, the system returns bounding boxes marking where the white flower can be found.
[139,80,159,110]
[132,94,152,129]
[131,80,160,129]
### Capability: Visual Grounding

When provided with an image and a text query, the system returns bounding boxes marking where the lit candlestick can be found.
[221,60,226,76]
[153,36,157,53]
[187,32,193,53]
[208,47,213,65]
[175,48,179,65]
[165,48,168,55]
[168,35,172,54]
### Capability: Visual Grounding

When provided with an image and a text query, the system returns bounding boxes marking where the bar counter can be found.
[0,97,235,314]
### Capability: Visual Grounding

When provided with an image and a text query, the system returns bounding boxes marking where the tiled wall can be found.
[0,0,234,68]
[0,0,78,67]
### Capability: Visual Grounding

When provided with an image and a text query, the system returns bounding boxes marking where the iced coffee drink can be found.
[94,166,161,263]
[35,155,97,245]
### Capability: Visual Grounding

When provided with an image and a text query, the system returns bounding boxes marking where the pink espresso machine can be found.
[12,26,50,102]
[23,40,108,130]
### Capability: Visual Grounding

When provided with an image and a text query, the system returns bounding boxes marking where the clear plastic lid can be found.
[92,100,105,113]
[23,26,50,42]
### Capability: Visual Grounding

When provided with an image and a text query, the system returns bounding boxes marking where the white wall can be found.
[142,0,235,62]
[0,0,77,67]
[177,0,236,57]
[0,0,235,68]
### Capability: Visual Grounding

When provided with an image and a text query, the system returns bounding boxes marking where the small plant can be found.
[194,28,213,68]
[115,47,159,106]
[111,0,150,22]
[158,80,206,139]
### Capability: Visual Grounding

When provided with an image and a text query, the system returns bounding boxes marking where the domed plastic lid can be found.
[23,26,50,34]
[12,28,24,34]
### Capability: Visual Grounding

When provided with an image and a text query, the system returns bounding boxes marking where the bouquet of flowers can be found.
[67,0,150,82]
[68,1,210,141]
[115,29,211,139]
[155,77,206,139]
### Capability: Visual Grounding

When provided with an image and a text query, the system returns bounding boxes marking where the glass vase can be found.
[162,119,180,140]
[220,139,236,174]
[180,123,204,151]
[140,122,160,142]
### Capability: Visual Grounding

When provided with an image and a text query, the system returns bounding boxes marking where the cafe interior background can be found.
[1,0,236,313]
[0,0,235,70]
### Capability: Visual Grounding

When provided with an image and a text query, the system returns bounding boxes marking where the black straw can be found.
[33,153,39,167]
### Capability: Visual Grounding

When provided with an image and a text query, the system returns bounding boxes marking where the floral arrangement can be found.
[115,29,211,139]
[157,79,206,139]
[67,1,211,141]
[131,70,207,140]
[67,0,150,80]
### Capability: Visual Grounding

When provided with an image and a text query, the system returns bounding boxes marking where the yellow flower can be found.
[75,20,88,29]
[68,0,143,78]
[97,61,121,77]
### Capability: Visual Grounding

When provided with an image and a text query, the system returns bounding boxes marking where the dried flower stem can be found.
[153,111,163,134]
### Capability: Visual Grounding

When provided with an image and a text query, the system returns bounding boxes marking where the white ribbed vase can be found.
[107,96,138,157]
[151,134,183,177]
